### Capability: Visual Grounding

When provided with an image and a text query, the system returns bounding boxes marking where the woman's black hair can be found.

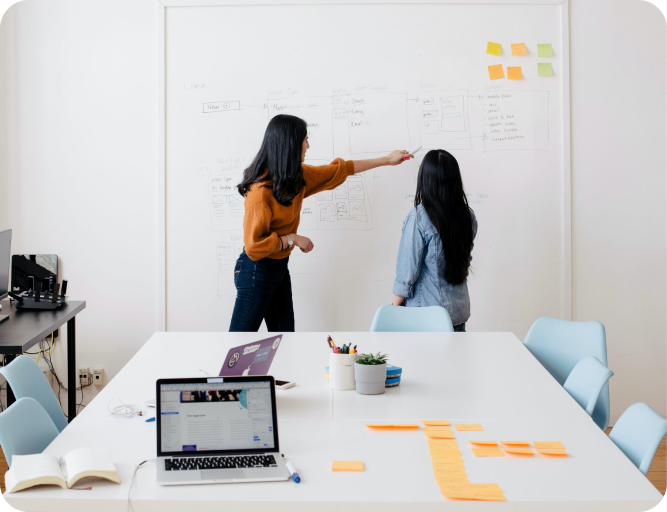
[237,114,308,206]
[415,150,474,286]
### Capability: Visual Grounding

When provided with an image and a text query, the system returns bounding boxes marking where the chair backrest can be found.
[563,356,614,416]
[609,403,667,475]
[524,317,610,430]
[370,305,454,332]
[0,397,60,467]
[0,355,68,432]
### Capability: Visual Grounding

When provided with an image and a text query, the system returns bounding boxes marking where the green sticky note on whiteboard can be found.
[537,63,553,77]
[537,44,553,57]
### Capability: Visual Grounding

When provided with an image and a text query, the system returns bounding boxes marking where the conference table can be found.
[3,332,662,511]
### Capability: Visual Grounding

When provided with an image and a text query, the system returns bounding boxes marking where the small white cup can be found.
[329,353,358,390]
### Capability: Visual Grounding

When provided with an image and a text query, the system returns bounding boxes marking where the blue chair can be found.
[370,305,454,332]
[609,403,667,475]
[524,317,610,430]
[0,397,60,467]
[0,355,68,432]
[563,356,614,416]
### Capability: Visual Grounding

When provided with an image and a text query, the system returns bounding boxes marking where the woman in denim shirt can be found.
[392,150,477,331]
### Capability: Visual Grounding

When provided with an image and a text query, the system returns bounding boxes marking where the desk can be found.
[4,332,662,511]
[0,299,86,421]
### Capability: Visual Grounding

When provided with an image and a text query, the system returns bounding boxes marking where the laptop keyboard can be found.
[165,455,278,471]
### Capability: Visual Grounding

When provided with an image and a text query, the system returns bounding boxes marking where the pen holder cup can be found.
[329,353,358,390]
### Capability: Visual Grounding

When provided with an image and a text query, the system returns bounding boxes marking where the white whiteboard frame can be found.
[156,0,572,331]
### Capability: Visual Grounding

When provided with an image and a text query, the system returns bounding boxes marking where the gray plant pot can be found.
[354,362,387,395]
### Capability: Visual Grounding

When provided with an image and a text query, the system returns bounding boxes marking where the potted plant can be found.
[354,352,388,395]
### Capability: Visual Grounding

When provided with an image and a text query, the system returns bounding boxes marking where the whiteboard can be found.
[163,1,570,336]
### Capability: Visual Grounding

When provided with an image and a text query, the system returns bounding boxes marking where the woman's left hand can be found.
[386,150,413,166]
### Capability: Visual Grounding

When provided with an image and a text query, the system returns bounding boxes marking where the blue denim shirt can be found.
[393,204,478,326]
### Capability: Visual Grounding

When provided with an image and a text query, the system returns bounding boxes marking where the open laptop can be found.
[156,375,289,485]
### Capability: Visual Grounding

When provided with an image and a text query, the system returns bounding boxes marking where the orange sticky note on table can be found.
[440,483,506,501]
[332,461,364,471]
[488,65,504,80]
[422,420,450,426]
[365,424,419,430]
[537,449,568,456]
[507,66,522,80]
[469,440,497,446]
[534,441,565,450]
[503,448,534,456]
[511,43,527,55]
[454,424,483,431]
[424,426,454,439]
[501,441,529,446]
[486,42,502,56]
[427,439,459,451]
[472,448,504,457]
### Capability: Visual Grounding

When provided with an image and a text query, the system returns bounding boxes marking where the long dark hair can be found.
[415,150,474,286]
[237,114,307,206]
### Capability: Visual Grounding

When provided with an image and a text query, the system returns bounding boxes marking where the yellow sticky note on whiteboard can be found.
[332,461,364,471]
[507,66,522,80]
[511,43,527,55]
[486,42,502,56]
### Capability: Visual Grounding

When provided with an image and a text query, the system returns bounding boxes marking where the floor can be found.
[0,431,664,495]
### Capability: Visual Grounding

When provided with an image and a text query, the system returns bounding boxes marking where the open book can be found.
[5,447,121,493]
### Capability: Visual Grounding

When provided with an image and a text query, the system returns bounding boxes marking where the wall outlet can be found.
[93,366,104,386]
[78,366,89,386]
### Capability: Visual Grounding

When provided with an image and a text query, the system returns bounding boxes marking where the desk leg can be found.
[4,354,16,407]
[67,317,76,422]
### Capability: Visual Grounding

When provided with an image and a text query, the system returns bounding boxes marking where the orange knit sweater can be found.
[243,158,355,261]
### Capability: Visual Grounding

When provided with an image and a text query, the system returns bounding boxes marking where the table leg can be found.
[67,317,76,422]
[4,354,16,407]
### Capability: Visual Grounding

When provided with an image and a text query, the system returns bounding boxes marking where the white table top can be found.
[4,332,663,511]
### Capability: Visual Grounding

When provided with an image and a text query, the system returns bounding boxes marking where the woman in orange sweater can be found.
[230,114,412,332]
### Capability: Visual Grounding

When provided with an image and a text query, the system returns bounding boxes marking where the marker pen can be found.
[286,460,300,483]
[403,146,422,160]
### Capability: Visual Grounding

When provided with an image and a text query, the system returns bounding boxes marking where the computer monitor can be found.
[0,229,11,302]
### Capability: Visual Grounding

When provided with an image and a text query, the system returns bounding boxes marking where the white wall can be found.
[0,0,664,422]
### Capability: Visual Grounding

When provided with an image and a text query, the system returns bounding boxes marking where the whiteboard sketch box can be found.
[420,90,472,151]
[348,93,410,154]
[483,91,550,151]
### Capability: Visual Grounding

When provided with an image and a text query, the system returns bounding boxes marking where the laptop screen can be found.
[157,378,277,456]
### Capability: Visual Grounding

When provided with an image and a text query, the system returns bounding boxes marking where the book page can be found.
[5,454,66,493]
[63,448,120,488]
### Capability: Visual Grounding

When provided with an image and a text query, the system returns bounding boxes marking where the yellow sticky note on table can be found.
[454,424,483,431]
[486,42,502,56]
[468,440,497,446]
[537,449,568,456]
[503,448,534,456]
[365,424,419,430]
[507,66,522,80]
[534,441,565,450]
[488,65,504,80]
[424,427,454,439]
[511,43,527,55]
[537,43,553,57]
[537,63,553,77]
[472,448,505,457]
[332,461,364,471]
[422,420,450,426]
[501,441,529,446]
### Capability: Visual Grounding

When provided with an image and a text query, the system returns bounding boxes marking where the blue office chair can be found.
[563,356,614,416]
[609,403,667,475]
[370,305,454,332]
[0,355,68,432]
[524,317,610,430]
[0,397,60,467]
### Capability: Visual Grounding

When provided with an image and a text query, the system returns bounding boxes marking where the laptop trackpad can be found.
[204,469,246,480]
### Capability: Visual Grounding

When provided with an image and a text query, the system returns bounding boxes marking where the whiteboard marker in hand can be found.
[403,146,422,160]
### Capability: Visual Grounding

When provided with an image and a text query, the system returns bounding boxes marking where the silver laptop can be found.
[156,375,289,485]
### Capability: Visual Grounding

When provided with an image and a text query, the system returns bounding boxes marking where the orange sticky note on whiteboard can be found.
[511,43,527,55]
[507,66,522,80]
[488,65,504,80]
[424,427,454,439]
[533,442,565,450]
[422,420,450,426]
[454,424,484,431]
[503,448,534,456]
[500,441,530,446]
[536,449,568,456]
[469,440,497,446]
[332,461,364,471]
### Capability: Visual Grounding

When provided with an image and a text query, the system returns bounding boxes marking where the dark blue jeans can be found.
[453,323,466,332]
[229,251,295,332]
